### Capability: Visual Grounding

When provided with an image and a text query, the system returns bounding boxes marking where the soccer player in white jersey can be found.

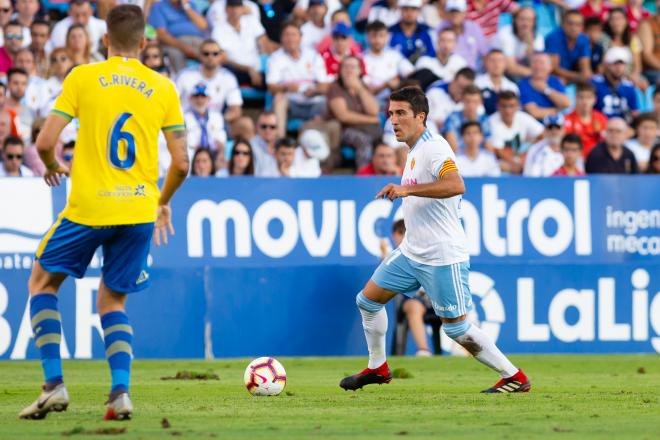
[340,86,531,394]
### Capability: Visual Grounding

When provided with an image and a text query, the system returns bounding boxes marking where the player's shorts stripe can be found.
[106,341,133,358]
[35,333,61,348]
[103,324,133,336]
[453,263,465,315]
[450,264,461,315]
[162,124,186,132]
[49,109,74,121]
[457,263,467,315]
[30,310,61,328]
[36,215,64,258]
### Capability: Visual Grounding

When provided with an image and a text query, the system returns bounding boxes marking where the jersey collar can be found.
[410,128,431,152]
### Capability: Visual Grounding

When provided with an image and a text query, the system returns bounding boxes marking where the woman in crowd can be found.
[647,144,660,174]
[141,42,170,77]
[327,56,382,169]
[43,48,74,112]
[603,7,648,90]
[217,139,255,177]
[65,24,103,66]
[192,148,216,177]
[494,6,544,80]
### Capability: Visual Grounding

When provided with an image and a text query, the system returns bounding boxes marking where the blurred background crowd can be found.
[1,0,660,179]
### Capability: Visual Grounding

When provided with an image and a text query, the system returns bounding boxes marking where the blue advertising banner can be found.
[0,176,658,359]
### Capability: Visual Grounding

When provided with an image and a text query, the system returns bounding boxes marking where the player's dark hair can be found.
[366,20,387,33]
[275,137,297,151]
[389,86,429,126]
[460,121,482,135]
[633,112,659,129]
[7,67,28,81]
[455,67,476,81]
[392,219,405,235]
[576,81,596,95]
[498,90,519,103]
[3,135,24,149]
[106,5,145,52]
[561,134,583,150]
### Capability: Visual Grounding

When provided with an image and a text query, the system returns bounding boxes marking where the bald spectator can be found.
[48,0,107,53]
[518,52,570,121]
[545,10,592,84]
[585,118,640,174]
[357,143,401,175]
[0,135,32,176]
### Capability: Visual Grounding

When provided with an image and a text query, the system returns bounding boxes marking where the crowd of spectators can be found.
[1,0,660,179]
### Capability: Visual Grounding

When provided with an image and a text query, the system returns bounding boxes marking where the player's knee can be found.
[356,291,383,313]
[442,320,471,340]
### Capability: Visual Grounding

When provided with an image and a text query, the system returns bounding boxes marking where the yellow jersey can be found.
[51,56,185,226]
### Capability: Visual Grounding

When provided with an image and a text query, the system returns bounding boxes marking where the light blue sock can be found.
[101,311,133,394]
[30,293,63,385]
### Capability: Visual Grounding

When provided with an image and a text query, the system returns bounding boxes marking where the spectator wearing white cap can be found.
[267,21,330,138]
[523,114,567,177]
[363,20,414,103]
[388,0,435,63]
[413,28,467,86]
[592,47,640,122]
[301,0,329,51]
[368,0,400,28]
[437,0,489,70]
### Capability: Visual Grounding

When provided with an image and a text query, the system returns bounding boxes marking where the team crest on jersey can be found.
[410,158,415,170]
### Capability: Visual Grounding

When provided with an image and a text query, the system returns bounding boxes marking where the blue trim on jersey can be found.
[410,129,432,152]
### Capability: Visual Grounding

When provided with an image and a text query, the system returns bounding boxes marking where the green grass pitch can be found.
[0,355,658,439]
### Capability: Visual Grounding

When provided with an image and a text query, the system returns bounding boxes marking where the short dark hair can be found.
[462,84,482,97]
[7,67,28,81]
[5,20,22,29]
[275,137,297,151]
[498,90,519,103]
[30,18,50,30]
[455,67,476,81]
[487,48,505,57]
[106,5,145,52]
[200,38,220,49]
[576,81,596,95]
[392,219,405,235]
[584,16,602,28]
[373,142,392,154]
[389,86,429,126]
[633,112,659,129]
[563,9,583,23]
[460,121,482,135]
[366,20,387,33]
[3,135,24,150]
[561,134,583,150]
[69,0,91,7]
[280,20,300,35]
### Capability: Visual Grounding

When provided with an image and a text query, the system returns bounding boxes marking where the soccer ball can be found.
[244,357,287,396]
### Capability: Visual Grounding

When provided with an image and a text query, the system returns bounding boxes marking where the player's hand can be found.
[376,183,409,201]
[43,162,69,187]
[154,204,175,246]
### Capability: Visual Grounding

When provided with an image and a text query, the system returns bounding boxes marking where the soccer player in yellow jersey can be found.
[19,5,189,421]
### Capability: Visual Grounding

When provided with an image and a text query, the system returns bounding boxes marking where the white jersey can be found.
[399,129,469,266]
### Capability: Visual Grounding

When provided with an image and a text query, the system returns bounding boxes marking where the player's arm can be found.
[376,170,465,201]
[35,113,71,186]
[154,128,190,246]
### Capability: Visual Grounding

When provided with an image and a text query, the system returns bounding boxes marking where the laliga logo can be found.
[440,272,505,355]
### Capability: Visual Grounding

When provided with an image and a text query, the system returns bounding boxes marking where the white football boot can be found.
[104,392,133,420]
[19,383,69,420]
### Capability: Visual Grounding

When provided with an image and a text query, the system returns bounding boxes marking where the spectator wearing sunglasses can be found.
[141,42,170,77]
[175,39,242,123]
[0,21,26,74]
[251,111,280,176]
[217,138,255,176]
[0,135,32,176]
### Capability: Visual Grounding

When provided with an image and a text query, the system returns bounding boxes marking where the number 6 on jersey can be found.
[108,112,136,170]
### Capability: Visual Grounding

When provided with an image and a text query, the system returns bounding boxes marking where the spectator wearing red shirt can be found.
[321,22,364,80]
[579,0,611,22]
[466,0,517,39]
[564,82,607,158]
[316,9,362,54]
[625,0,651,33]
[357,142,401,175]
[553,134,586,176]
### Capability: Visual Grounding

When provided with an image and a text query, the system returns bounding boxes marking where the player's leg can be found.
[418,261,530,393]
[99,222,154,420]
[20,218,100,419]
[340,249,421,390]
[402,298,431,356]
